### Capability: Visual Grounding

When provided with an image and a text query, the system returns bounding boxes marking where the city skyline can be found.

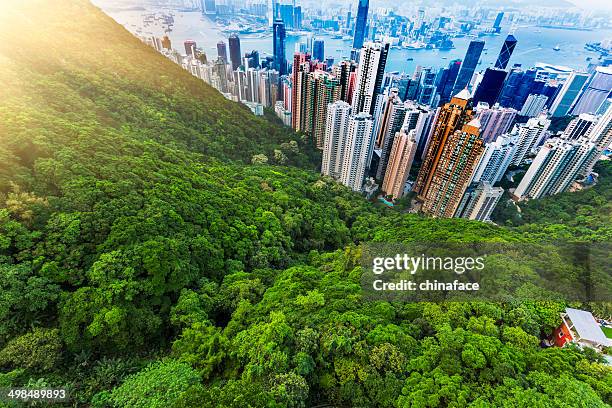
[113,0,611,220]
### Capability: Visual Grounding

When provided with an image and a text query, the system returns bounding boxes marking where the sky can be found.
[566,0,612,11]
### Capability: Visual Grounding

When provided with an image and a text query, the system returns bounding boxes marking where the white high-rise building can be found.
[514,137,597,200]
[471,134,517,184]
[562,113,597,140]
[519,94,549,118]
[340,113,376,191]
[454,182,504,221]
[583,103,612,175]
[382,128,418,200]
[475,102,517,143]
[510,114,551,166]
[321,101,352,179]
[351,42,390,116]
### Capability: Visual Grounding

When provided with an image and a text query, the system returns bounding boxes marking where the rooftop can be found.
[566,308,612,347]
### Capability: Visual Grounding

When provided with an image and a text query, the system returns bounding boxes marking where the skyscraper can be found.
[351,42,389,116]
[313,39,325,62]
[228,34,241,71]
[352,0,369,50]
[416,67,438,106]
[570,66,612,115]
[549,71,590,117]
[414,89,477,204]
[184,40,197,57]
[244,50,260,69]
[420,117,484,218]
[452,40,485,95]
[475,103,517,143]
[273,18,287,75]
[439,59,462,104]
[454,182,503,221]
[494,34,517,70]
[492,12,504,33]
[510,114,551,166]
[473,68,508,107]
[514,137,597,200]
[340,113,376,191]
[279,3,294,28]
[217,41,227,63]
[322,101,352,179]
[382,127,418,200]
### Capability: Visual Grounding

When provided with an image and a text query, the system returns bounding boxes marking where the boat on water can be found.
[553,44,561,51]
[406,57,414,61]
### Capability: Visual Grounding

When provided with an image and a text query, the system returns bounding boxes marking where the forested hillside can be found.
[0,1,610,407]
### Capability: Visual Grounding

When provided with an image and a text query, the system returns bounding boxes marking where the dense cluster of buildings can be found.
[140,0,612,223]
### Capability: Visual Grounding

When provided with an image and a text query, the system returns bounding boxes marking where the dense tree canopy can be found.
[0,1,610,407]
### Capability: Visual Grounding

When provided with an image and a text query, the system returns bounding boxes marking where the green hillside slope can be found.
[0,1,610,407]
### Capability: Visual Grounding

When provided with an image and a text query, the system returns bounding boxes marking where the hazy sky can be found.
[93,0,612,13]
[566,0,612,11]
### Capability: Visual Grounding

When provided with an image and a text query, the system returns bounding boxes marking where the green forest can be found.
[0,1,610,407]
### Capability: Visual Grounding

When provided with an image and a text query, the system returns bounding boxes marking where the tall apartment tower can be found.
[470,134,517,184]
[311,71,341,149]
[454,182,503,221]
[382,128,418,200]
[333,60,358,103]
[340,113,376,191]
[374,89,401,148]
[475,102,517,143]
[291,53,313,131]
[420,118,485,218]
[322,101,352,179]
[414,89,475,199]
[375,97,408,180]
[583,103,612,175]
[351,42,390,116]
[514,138,597,200]
[452,40,485,94]
[510,114,551,166]
[562,113,597,140]
[549,71,590,117]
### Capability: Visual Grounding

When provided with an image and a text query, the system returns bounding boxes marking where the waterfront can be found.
[98,5,611,73]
